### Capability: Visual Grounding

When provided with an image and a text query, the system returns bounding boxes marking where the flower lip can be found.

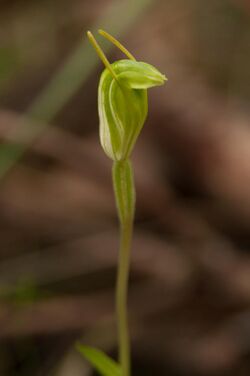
[146,73,167,85]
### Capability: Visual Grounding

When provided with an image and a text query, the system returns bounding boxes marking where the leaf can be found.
[77,344,122,376]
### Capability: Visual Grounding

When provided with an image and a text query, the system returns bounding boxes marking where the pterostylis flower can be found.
[78,30,167,376]
[87,29,166,161]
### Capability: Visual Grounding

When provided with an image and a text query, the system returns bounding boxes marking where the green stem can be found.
[116,218,133,376]
[112,160,135,376]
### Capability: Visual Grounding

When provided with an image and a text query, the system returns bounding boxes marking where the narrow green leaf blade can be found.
[77,344,121,376]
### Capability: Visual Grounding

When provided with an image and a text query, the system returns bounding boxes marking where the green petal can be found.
[116,60,167,89]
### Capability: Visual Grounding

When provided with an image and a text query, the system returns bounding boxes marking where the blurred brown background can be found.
[0,0,250,375]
